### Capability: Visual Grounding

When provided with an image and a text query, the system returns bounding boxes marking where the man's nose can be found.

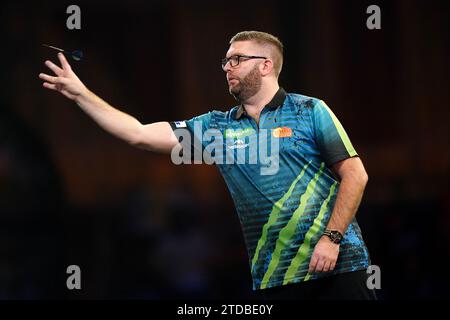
[222,61,232,72]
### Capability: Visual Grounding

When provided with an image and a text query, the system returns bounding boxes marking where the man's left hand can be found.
[308,236,340,273]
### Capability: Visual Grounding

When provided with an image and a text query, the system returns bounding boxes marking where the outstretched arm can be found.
[39,52,178,154]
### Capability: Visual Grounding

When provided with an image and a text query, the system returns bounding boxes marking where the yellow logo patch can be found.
[273,127,293,138]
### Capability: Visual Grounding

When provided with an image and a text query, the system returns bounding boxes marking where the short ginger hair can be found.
[230,31,284,77]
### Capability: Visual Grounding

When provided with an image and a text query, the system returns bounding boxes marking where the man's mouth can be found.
[227,77,239,85]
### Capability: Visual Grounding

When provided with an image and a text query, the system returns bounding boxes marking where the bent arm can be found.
[308,156,368,273]
[326,156,369,234]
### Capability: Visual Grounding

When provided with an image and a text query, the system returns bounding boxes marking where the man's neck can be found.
[242,82,279,124]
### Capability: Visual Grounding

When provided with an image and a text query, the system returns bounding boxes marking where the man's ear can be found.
[260,59,274,76]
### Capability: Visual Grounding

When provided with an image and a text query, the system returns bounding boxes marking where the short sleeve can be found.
[169,112,214,160]
[312,100,358,166]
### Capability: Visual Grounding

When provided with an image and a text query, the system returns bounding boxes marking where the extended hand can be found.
[308,236,340,273]
[39,52,87,100]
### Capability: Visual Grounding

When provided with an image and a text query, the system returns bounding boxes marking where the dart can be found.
[42,44,83,61]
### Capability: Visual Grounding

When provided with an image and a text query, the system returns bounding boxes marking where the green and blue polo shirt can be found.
[170,88,370,290]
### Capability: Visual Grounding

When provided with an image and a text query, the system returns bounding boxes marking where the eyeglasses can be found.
[221,55,267,69]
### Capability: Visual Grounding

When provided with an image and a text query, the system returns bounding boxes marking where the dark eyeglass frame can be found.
[221,55,267,69]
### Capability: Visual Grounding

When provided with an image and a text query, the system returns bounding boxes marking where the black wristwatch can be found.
[323,229,343,244]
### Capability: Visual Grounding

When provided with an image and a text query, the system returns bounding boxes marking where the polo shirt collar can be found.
[234,87,287,120]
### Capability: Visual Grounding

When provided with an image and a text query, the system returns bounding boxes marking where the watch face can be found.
[324,230,343,244]
[330,231,342,243]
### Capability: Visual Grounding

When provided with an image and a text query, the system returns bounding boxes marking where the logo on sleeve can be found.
[273,127,292,138]
[174,121,187,128]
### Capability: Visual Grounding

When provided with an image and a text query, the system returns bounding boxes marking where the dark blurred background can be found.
[0,0,449,299]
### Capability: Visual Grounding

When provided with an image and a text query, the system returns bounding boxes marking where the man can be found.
[39,31,376,300]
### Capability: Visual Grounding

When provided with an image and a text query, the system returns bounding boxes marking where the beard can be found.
[229,64,262,103]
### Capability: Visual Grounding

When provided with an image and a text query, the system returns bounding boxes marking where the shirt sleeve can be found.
[169,112,214,160]
[312,100,358,166]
